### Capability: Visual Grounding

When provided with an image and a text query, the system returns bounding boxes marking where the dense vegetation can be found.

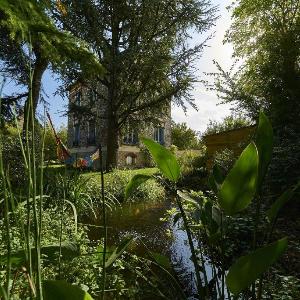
[211,0,300,191]
[171,122,203,150]
[0,0,299,299]
[203,115,252,136]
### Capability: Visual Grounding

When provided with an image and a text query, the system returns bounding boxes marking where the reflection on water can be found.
[88,198,210,297]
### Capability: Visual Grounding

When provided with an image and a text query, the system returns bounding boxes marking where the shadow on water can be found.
[87,198,213,298]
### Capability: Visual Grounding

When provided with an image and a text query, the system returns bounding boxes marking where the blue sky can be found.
[2,0,233,133]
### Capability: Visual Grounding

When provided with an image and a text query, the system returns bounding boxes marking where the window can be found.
[154,127,165,145]
[73,122,80,147]
[123,130,138,145]
[126,155,133,165]
[75,91,81,106]
[88,120,96,145]
[125,154,136,165]
[89,89,96,105]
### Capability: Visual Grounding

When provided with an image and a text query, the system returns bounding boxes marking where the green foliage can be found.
[212,0,300,191]
[124,174,152,200]
[43,280,94,300]
[55,0,217,168]
[262,274,300,300]
[218,143,258,215]
[1,125,25,184]
[216,0,300,125]
[212,148,236,174]
[104,237,133,269]
[177,149,207,177]
[85,168,165,204]
[0,242,80,267]
[45,170,95,217]
[203,114,252,136]
[0,0,104,73]
[171,122,202,150]
[267,182,300,224]
[226,238,288,295]
[255,111,273,189]
[44,124,67,162]
[142,138,181,183]
[158,113,295,298]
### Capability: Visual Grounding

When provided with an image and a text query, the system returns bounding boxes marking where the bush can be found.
[86,169,165,204]
[140,147,155,167]
[212,148,236,174]
[1,126,25,184]
[0,201,143,299]
[1,125,43,185]
[177,150,207,177]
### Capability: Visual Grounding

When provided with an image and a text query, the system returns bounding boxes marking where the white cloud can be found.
[172,0,234,132]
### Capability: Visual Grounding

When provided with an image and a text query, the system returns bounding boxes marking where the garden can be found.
[1,0,300,299]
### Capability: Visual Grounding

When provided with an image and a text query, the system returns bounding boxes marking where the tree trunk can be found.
[23,47,48,130]
[106,112,119,170]
[105,1,119,170]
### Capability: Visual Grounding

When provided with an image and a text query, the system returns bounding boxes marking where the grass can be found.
[82,167,158,180]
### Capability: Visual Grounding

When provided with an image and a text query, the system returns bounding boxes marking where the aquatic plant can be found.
[126,111,299,299]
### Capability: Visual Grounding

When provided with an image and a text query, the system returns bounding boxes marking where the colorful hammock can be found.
[47,112,99,168]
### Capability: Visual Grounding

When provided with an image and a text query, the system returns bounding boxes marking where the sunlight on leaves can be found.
[218,142,258,215]
[43,280,94,300]
[142,137,181,182]
[226,238,288,295]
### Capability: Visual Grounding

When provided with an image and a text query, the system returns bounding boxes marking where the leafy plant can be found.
[126,112,298,299]
[43,280,94,300]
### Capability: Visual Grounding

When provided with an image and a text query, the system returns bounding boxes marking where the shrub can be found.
[140,147,155,167]
[1,126,25,184]
[86,169,165,204]
[212,148,236,174]
[177,150,207,177]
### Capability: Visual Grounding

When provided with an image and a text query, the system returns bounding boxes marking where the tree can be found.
[0,0,104,127]
[213,0,300,127]
[203,114,252,136]
[171,121,202,150]
[44,124,67,162]
[54,0,217,169]
[211,0,300,190]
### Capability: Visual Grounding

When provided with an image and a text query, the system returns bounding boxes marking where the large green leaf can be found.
[256,111,273,189]
[267,181,300,223]
[208,165,225,194]
[218,142,258,215]
[177,190,201,209]
[105,237,133,268]
[150,252,171,269]
[125,174,152,200]
[0,286,8,300]
[213,165,225,186]
[226,238,288,295]
[43,280,94,300]
[142,137,180,182]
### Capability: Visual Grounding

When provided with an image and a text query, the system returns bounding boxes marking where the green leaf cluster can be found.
[126,112,297,297]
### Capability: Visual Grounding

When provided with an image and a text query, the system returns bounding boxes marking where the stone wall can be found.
[203,125,256,169]
[67,83,108,149]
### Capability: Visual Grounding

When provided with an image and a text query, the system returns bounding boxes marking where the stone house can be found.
[67,83,172,168]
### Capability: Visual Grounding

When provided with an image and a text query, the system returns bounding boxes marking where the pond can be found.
[88,198,214,298]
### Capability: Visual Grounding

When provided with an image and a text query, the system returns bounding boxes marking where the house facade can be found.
[67,83,172,168]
